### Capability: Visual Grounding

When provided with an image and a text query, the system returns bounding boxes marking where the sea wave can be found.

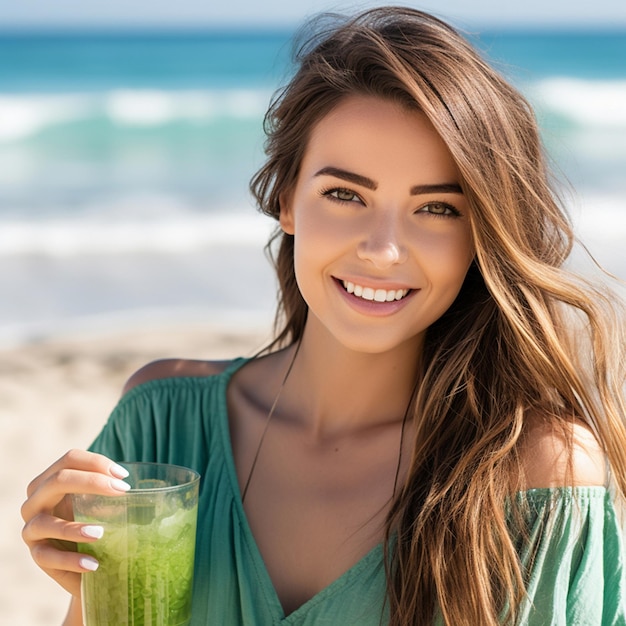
[0,209,276,256]
[531,78,626,129]
[1,78,625,148]
[0,88,272,143]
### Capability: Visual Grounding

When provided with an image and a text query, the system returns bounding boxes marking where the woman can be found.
[21,7,626,625]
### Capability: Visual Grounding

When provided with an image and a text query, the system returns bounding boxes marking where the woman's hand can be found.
[21,449,130,597]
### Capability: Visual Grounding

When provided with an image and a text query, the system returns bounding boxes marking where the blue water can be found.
[2,29,625,90]
[476,30,626,80]
[0,30,293,92]
[0,28,624,342]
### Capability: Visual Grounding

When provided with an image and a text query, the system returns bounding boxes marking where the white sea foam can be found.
[0,208,275,257]
[0,88,272,142]
[0,93,95,142]
[104,88,270,126]
[532,78,626,129]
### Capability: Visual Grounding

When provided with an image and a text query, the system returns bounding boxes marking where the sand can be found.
[0,322,270,625]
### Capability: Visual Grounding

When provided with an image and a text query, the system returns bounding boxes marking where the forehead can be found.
[301,95,460,183]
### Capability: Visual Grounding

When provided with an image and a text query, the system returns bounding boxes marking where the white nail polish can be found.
[111,478,131,492]
[110,463,130,479]
[79,556,99,572]
[81,525,104,539]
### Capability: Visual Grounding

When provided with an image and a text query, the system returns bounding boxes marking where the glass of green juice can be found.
[72,462,200,626]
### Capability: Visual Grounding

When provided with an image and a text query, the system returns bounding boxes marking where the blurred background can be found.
[1,1,625,624]
[0,0,625,346]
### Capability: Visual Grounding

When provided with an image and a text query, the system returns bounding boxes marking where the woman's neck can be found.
[276,323,421,441]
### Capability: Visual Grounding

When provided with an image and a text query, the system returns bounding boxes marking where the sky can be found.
[1,0,626,29]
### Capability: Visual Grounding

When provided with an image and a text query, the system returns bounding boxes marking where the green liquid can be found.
[78,506,197,625]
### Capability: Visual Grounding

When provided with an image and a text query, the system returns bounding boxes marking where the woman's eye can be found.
[418,202,460,217]
[325,188,360,203]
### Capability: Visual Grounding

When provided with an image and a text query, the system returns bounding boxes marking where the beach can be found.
[0,321,270,625]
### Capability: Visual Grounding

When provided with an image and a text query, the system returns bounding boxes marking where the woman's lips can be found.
[333,278,417,316]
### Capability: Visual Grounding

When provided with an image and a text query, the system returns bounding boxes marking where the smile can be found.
[342,280,410,302]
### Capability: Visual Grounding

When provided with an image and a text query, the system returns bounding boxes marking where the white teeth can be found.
[342,281,409,303]
[374,289,387,302]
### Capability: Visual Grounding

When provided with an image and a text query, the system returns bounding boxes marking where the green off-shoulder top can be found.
[89,358,626,625]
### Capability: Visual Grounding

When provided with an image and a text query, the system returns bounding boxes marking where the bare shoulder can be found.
[122,358,232,395]
[520,415,607,489]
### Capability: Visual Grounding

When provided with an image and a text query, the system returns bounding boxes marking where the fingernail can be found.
[110,463,129,479]
[81,525,104,540]
[111,478,131,492]
[79,556,99,572]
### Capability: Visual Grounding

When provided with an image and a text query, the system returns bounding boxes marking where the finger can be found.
[21,467,130,523]
[26,449,128,499]
[31,539,100,574]
[24,514,104,598]
[30,541,92,597]
[22,512,104,547]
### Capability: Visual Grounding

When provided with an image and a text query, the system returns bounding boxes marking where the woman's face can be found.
[280,95,475,355]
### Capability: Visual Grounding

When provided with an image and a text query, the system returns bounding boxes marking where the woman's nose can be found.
[356,214,408,269]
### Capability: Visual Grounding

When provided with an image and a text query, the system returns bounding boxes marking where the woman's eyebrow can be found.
[314,166,463,196]
[314,166,377,190]
[410,183,463,195]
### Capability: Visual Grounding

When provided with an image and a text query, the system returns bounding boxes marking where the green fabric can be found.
[89,358,626,625]
[511,488,626,625]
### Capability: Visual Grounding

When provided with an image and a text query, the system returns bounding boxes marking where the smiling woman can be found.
[20,6,626,626]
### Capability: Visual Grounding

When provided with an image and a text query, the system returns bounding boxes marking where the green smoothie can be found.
[77,504,198,625]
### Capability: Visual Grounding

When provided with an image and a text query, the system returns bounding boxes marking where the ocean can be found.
[0,27,625,344]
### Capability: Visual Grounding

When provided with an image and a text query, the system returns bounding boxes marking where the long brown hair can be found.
[250,7,626,624]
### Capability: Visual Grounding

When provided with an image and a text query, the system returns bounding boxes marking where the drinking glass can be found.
[72,462,200,626]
